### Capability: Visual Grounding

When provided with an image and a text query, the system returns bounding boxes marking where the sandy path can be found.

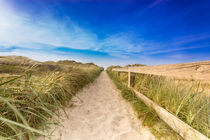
[41,71,155,140]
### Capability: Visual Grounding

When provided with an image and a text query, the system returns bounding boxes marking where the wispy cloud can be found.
[136,33,210,55]
[136,0,165,15]
[145,45,209,55]
[0,0,209,67]
[101,33,142,52]
[172,34,210,46]
[0,0,98,50]
[148,0,164,9]
[0,0,143,60]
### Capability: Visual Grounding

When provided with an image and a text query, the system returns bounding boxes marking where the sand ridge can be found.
[115,61,210,81]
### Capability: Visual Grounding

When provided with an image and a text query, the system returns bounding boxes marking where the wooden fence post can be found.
[130,73,135,87]
[117,72,120,77]
[128,71,131,87]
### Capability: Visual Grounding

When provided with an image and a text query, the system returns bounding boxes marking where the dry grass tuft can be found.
[0,56,103,139]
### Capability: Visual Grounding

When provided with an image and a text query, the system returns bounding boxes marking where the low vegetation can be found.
[107,65,210,139]
[125,64,146,67]
[0,56,103,139]
[134,74,209,137]
[107,66,182,139]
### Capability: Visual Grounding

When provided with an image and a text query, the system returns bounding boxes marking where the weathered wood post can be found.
[128,67,135,87]
[130,73,135,87]
[128,70,131,88]
[117,72,120,77]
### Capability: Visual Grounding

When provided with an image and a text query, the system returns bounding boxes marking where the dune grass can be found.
[107,67,182,139]
[0,65,26,74]
[132,73,210,137]
[107,66,210,139]
[118,72,209,137]
[0,60,103,139]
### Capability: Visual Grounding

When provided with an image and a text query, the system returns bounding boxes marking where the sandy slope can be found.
[41,71,155,140]
[114,61,210,81]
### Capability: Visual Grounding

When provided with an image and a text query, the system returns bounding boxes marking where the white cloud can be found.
[0,0,98,49]
[0,0,146,60]
[0,48,85,63]
[101,33,143,53]
[1,0,195,67]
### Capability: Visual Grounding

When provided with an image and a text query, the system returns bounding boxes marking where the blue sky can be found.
[0,0,210,67]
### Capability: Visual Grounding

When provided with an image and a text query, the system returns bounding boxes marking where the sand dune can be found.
[117,61,210,81]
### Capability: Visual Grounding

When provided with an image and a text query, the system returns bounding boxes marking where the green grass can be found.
[0,59,103,139]
[107,66,210,139]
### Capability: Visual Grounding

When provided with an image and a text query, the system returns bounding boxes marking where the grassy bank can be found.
[107,66,182,140]
[0,57,103,139]
[133,74,209,137]
[107,66,210,139]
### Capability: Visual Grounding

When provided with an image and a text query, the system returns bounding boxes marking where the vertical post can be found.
[118,72,120,77]
[128,71,131,88]
[130,73,135,87]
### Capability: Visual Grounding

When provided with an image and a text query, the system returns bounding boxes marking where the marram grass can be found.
[132,73,210,138]
[107,66,210,139]
[107,67,182,140]
[0,64,103,139]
